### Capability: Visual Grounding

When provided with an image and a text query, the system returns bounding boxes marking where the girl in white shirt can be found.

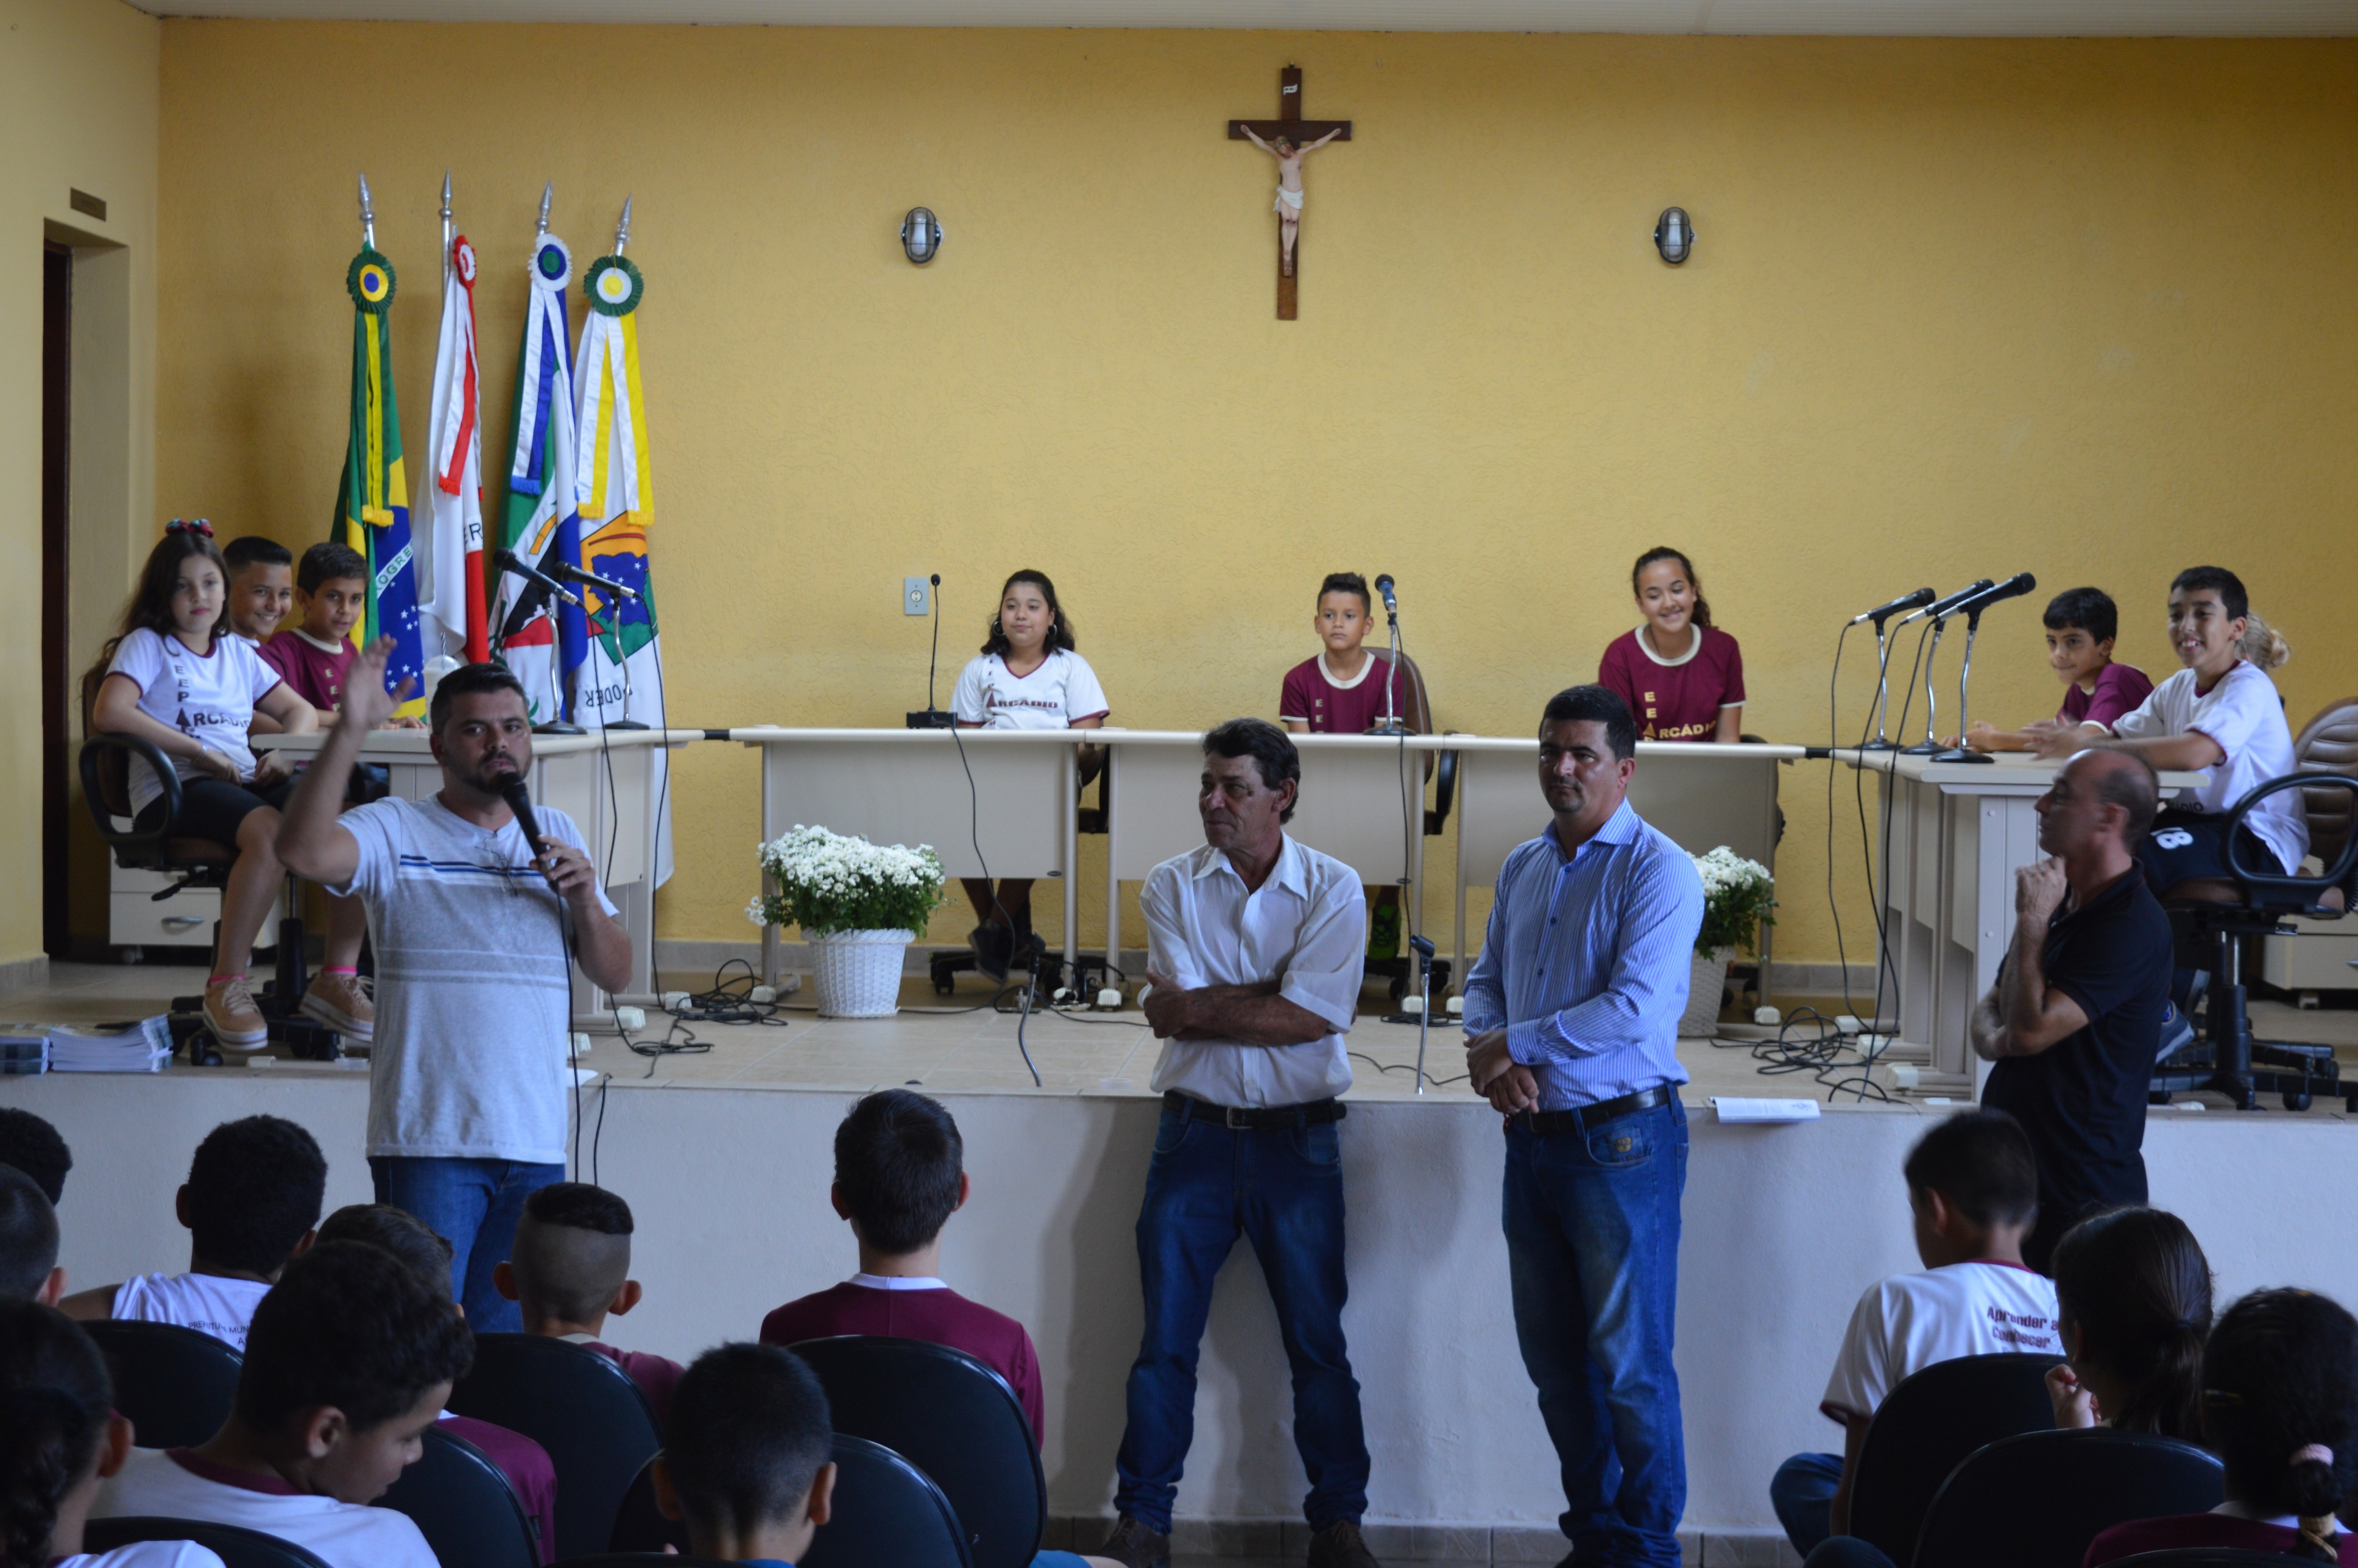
[948,570,1109,977]
[86,524,320,1049]
[0,1299,225,1568]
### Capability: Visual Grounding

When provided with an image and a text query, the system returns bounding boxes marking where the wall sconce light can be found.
[901,207,944,264]
[1654,207,1694,265]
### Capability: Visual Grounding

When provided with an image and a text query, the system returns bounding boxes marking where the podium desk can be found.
[1837,750,2207,1093]
[254,727,699,1027]
[1449,740,1804,997]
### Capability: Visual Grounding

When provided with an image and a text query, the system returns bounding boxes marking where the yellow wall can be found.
[151,23,2358,967]
[2,0,158,971]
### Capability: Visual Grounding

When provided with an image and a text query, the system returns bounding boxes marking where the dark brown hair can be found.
[1631,546,1713,630]
[2052,1207,2213,1441]
[86,527,232,691]
[981,570,1077,657]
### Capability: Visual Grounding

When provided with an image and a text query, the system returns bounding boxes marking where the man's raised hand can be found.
[2015,857,2069,927]
[338,637,417,733]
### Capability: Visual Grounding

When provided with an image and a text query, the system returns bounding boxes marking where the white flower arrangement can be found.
[1690,845,1775,958]
[747,824,948,939]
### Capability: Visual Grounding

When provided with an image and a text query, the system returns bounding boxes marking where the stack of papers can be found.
[0,1026,47,1075]
[47,1017,173,1074]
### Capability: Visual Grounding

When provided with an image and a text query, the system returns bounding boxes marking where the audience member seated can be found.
[60,1117,326,1352]
[2047,1207,2212,1440]
[0,1298,227,1568]
[312,1203,560,1563]
[1771,1109,2063,1558]
[492,1181,683,1422]
[648,1342,836,1567]
[0,1164,66,1307]
[1596,546,1746,743]
[219,536,293,651]
[2086,1286,2358,1566]
[93,1241,472,1568]
[1952,587,2153,752]
[0,1106,73,1206]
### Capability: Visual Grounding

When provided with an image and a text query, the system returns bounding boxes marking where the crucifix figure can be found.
[1229,65,1352,320]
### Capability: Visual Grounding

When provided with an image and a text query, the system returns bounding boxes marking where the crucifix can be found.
[1229,65,1352,320]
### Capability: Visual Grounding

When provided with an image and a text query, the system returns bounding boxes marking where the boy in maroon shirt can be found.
[261,543,367,713]
[495,1182,685,1423]
[1952,586,2153,752]
[1278,572,1415,737]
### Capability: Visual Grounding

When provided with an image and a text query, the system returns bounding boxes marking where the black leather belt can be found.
[1517,1084,1675,1137]
[1163,1090,1347,1130]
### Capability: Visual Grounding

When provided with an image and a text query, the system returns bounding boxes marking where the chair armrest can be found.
[79,733,184,865]
[1425,745,1460,836]
[2225,773,2358,900]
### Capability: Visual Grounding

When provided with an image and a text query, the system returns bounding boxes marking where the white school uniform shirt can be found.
[1141,836,1366,1108]
[102,628,283,817]
[2110,661,2309,875]
[57,1545,227,1568]
[1820,1260,2065,1425]
[111,1271,274,1352]
[950,650,1110,729]
[97,1448,438,1568]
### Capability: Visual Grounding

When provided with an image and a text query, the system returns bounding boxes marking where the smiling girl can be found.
[87,523,320,1050]
[1596,546,1746,744]
[949,570,1109,978]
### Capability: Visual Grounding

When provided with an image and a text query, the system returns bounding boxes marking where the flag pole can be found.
[536,181,552,239]
[439,171,453,293]
[614,195,632,256]
[358,173,375,249]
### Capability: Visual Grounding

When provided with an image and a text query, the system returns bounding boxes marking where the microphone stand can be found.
[1899,617,1951,756]
[1370,595,1408,738]
[1860,609,1906,752]
[1929,609,1997,764]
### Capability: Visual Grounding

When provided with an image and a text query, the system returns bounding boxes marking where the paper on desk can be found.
[47,1016,172,1073]
[1709,1097,1821,1123]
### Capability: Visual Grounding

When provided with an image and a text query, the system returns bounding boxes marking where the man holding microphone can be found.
[276,638,628,1328]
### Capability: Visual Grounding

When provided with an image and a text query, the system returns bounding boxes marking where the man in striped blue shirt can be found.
[1463,685,1704,1568]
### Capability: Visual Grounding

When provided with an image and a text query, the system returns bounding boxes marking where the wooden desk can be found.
[254,728,697,1026]
[1837,749,2206,1092]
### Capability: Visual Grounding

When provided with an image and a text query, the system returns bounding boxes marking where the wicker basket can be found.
[808,929,913,1019]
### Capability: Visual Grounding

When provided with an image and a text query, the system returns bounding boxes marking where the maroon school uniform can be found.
[259,629,358,713]
[564,1335,685,1425]
[438,1414,559,1564]
[760,1276,1046,1444]
[2086,1512,2358,1566]
[1279,653,1412,735]
[2059,662,2155,731]
[1597,626,1747,742]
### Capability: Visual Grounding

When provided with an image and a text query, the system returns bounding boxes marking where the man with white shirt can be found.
[1100,719,1378,1568]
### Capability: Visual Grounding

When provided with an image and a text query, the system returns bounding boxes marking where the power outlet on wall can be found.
[903,576,931,616]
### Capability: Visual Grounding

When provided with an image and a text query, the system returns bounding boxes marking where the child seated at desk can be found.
[950,569,1109,981]
[1950,587,2153,752]
[60,1115,327,1352]
[1597,546,1746,743]
[1280,572,1413,735]
[221,536,293,651]
[493,1181,685,1422]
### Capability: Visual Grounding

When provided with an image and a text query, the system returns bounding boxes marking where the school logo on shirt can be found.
[2153,828,2196,850]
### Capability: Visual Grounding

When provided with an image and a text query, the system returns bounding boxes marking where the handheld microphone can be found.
[907,572,953,729]
[547,558,640,603]
[1850,587,1935,627]
[1896,579,1994,627]
[1374,573,1397,613]
[497,774,548,868]
[492,548,583,610]
[1941,571,2037,620]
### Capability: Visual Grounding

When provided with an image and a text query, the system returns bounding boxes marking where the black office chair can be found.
[2107,1552,2306,1566]
[447,1333,664,1563]
[83,1517,333,1568]
[551,1558,738,1568]
[1844,1352,2057,1568]
[606,1455,685,1553]
[788,1335,1041,1568]
[376,1424,541,1568]
[2151,771,2358,1112]
[600,1436,969,1568]
[1913,1429,2224,1568]
[82,1319,241,1449]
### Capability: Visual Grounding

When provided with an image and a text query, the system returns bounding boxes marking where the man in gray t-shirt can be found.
[278,642,629,1328]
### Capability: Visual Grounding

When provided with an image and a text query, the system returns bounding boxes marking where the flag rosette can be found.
[347,249,396,313]
[585,255,643,317]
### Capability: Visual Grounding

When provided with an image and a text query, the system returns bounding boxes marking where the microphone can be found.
[547,558,640,603]
[1941,571,2037,620]
[492,548,582,610]
[906,572,953,729]
[1896,579,1994,627]
[1373,573,1397,613]
[1850,587,1935,627]
[497,774,549,869]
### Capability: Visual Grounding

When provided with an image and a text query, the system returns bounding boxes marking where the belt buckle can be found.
[1224,1104,1252,1130]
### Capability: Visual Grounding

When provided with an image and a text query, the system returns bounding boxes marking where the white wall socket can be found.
[903,576,931,616]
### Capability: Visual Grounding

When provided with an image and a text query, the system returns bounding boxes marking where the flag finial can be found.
[615,196,634,256]
[358,173,375,249]
[439,171,451,224]
[536,182,552,238]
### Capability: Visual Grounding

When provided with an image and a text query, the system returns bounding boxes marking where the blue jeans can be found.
[1771,1452,1844,1556]
[1113,1103,1369,1534]
[370,1157,566,1331]
[1503,1098,1689,1568]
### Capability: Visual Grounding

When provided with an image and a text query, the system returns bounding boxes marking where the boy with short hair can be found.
[0,1104,72,1204]
[259,543,368,715]
[1957,587,2154,752]
[652,1342,837,1567]
[60,1114,327,1351]
[494,1181,685,1421]
[1278,572,1413,737]
[221,536,294,648]
[1768,1109,2063,1557]
[95,1240,471,1568]
[0,1163,66,1304]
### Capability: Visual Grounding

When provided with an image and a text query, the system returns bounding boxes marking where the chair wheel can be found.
[2284,1090,2313,1112]
[187,1031,225,1068]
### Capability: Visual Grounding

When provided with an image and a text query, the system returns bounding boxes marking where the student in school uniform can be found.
[494,1182,685,1422]
[88,523,320,1048]
[1952,587,2155,752]
[60,1115,327,1352]
[0,1105,72,1206]
[648,1343,838,1568]
[950,569,1110,979]
[0,1164,68,1307]
[221,535,294,650]
[1596,546,1746,743]
[0,1299,228,1568]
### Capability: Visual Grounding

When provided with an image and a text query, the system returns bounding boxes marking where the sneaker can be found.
[203,976,269,1051]
[300,972,375,1043]
[970,923,1014,982]
[2155,1000,2198,1065]
[1096,1515,1170,1568]
[1308,1520,1383,1568]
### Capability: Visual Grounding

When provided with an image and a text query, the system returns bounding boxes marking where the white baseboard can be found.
[0,955,51,1000]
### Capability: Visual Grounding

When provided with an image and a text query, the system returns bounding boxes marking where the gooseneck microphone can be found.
[906,573,953,729]
[1897,579,1995,627]
[1942,571,2037,620]
[493,548,583,610]
[547,557,640,603]
[1373,573,1398,616]
[1851,587,1935,626]
[1930,573,2038,765]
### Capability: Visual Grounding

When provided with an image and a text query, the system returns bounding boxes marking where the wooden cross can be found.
[1228,65,1352,320]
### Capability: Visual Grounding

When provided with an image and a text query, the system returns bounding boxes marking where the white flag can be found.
[423,233,486,662]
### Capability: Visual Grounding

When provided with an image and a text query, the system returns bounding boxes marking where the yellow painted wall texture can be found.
[150,23,2358,968]
[2,0,158,971]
